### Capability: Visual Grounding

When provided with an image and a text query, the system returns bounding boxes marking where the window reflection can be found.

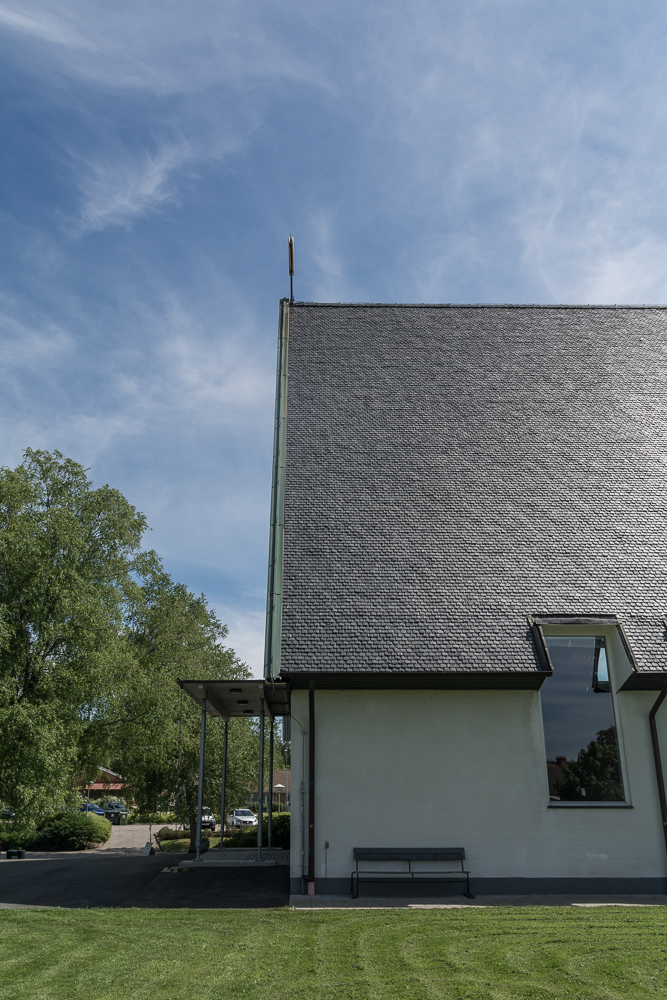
[541,636,624,802]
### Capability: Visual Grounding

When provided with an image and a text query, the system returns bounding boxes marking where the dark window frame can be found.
[592,638,610,693]
[528,614,632,807]
[528,614,639,679]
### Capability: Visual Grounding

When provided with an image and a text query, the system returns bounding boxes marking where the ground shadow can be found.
[0,854,289,909]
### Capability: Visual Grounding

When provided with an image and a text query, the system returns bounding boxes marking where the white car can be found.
[200,808,216,831]
[227,808,258,828]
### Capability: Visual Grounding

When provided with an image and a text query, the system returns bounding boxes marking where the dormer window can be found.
[530,619,628,804]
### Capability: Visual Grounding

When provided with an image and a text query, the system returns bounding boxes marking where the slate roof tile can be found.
[280,304,667,675]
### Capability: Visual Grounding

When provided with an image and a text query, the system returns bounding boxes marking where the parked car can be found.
[102,801,129,825]
[104,800,128,813]
[2,807,15,820]
[200,808,216,831]
[80,803,106,816]
[227,808,258,829]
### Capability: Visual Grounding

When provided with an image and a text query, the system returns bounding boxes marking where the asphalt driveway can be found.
[0,854,289,909]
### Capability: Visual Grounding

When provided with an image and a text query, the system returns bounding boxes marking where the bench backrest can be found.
[353,848,465,862]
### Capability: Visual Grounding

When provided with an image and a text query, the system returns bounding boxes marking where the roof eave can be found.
[281,670,551,691]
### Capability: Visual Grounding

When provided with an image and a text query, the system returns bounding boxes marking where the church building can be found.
[265,300,667,896]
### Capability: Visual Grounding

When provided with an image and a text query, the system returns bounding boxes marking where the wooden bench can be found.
[351,848,474,899]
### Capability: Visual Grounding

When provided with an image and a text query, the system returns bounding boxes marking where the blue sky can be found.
[2,1,667,673]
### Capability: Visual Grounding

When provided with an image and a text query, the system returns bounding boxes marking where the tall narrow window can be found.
[540,635,624,802]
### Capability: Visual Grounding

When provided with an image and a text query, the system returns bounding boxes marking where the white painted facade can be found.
[289,628,667,892]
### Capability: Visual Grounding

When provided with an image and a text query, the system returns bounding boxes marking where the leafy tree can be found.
[109,571,262,850]
[555,726,624,802]
[0,449,265,845]
[0,449,153,822]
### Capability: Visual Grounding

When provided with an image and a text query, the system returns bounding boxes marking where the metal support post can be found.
[307,681,315,894]
[194,698,207,862]
[257,701,265,860]
[173,688,183,855]
[268,719,274,847]
[219,719,228,849]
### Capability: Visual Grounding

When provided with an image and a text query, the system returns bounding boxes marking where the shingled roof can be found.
[271,303,667,685]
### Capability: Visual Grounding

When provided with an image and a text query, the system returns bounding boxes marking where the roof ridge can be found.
[289,302,667,309]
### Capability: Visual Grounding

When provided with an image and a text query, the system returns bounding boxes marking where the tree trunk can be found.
[188,813,198,854]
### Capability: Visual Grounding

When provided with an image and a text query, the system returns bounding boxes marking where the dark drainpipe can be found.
[649,688,667,855]
[306,680,315,895]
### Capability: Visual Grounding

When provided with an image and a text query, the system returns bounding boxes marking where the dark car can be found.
[80,803,106,816]
[2,807,15,820]
[104,800,128,813]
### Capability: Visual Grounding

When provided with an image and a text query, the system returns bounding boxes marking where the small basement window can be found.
[538,633,625,803]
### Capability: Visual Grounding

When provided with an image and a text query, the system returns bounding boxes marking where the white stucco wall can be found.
[289,660,667,884]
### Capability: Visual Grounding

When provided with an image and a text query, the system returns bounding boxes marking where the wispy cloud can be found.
[0,0,328,95]
[215,606,265,676]
[307,212,347,301]
[0,304,72,368]
[0,3,94,49]
[71,141,192,233]
[524,229,667,306]
[1,1,334,236]
[578,240,667,304]
[108,288,275,430]
[0,273,276,624]
[0,261,274,460]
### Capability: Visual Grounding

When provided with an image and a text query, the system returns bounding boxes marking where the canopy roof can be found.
[178,679,289,719]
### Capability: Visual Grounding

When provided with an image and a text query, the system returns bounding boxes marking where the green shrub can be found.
[225,812,289,849]
[225,830,259,847]
[33,812,112,851]
[0,822,32,851]
[270,812,290,849]
[155,826,185,841]
[156,827,212,842]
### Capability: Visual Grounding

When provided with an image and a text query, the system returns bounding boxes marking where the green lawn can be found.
[1,907,666,1000]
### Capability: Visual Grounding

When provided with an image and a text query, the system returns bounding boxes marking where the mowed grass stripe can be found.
[1,907,667,1000]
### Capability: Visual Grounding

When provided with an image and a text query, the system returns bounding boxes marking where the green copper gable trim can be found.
[264,298,289,679]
